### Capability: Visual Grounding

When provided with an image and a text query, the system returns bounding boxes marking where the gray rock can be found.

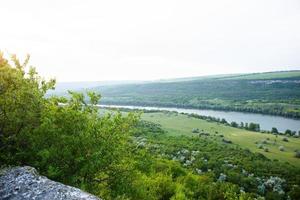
[0,166,101,200]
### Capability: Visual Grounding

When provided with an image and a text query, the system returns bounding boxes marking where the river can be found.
[98,105,300,133]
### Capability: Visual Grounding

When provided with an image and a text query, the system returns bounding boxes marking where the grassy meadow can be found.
[142,112,300,167]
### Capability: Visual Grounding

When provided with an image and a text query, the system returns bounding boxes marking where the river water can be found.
[98,105,300,133]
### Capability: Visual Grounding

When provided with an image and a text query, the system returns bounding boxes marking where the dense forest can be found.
[91,72,300,119]
[1,54,300,200]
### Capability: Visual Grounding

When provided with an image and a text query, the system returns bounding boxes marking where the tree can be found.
[248,123,260,132]
[28,91,139,192]
[0,53,140,197]
[271,127,278,134]
[230,121,238,128]
[245,123,249,129]
[240,122,244,128]
[0,53,55,164]
[221,118,227,124]
[285,129,292,136]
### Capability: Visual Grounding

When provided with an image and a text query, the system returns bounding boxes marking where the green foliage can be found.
[285,129,292,136]
[272,127,279,134]
[134,123,300,199]
[247,123,260,132]
[1,54,299,200]
[0,53,139,199]
[0,53,55,164]
[231,121,239,128]
[26,92,138,189]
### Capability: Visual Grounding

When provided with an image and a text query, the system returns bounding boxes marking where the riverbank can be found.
[98,104,300,133]
[140,112,300,167]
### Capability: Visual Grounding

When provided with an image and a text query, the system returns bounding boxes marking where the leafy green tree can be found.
[221,118,228,124]
[0,53,55,164]
[285,129,292,136]
[271,127,279,134]
[248,123,260,132]
[0,53,140,199]
[240,122,244,128]
[26,91,139,191]
[231,121,238,128]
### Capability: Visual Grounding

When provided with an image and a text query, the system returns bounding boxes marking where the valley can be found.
[90,71,300,119]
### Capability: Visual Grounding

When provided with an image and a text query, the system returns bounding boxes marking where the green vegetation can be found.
[134,120,300,199]
[1,54,300,199]
[95,71,300,118]
[0,54,135,198]
[222,71,300,80]
[141,112,300,167]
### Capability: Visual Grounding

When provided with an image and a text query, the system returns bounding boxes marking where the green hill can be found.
[93,71,300,118]
[220,71,300,80]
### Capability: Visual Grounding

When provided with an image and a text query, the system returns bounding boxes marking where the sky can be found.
[1,0,300,82]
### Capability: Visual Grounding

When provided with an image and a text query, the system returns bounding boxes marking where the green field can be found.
[142,112,300,167]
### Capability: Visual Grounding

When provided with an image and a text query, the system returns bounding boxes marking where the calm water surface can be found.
[99,105,300,133]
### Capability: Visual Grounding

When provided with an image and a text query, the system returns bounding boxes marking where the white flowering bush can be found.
[218,173,227,182]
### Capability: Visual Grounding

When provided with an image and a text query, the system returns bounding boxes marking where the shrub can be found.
[257,144,263,149]
[295,151,300,158]
[262,140,268,144]
[222,139,232,144]
[279,146,285,152]
[192,128,200,133]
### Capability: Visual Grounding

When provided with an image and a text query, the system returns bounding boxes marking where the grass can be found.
[142,112,300,167]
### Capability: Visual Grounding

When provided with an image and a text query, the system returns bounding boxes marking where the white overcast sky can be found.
[1,0,300,82]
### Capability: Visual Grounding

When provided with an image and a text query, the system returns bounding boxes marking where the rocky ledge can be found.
[0,166,101,200]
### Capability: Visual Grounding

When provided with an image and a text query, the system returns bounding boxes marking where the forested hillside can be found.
[93,71,300,118]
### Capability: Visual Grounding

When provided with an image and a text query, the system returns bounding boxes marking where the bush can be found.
[261,140,268,144]
[257,144,263,149]
[279,146,285,152]
[295,151,300,158]
[192,128,200,133]
[282,137,289,142]
[222,139,232,144]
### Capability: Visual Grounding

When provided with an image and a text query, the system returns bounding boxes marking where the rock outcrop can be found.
[0,166,101,200]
